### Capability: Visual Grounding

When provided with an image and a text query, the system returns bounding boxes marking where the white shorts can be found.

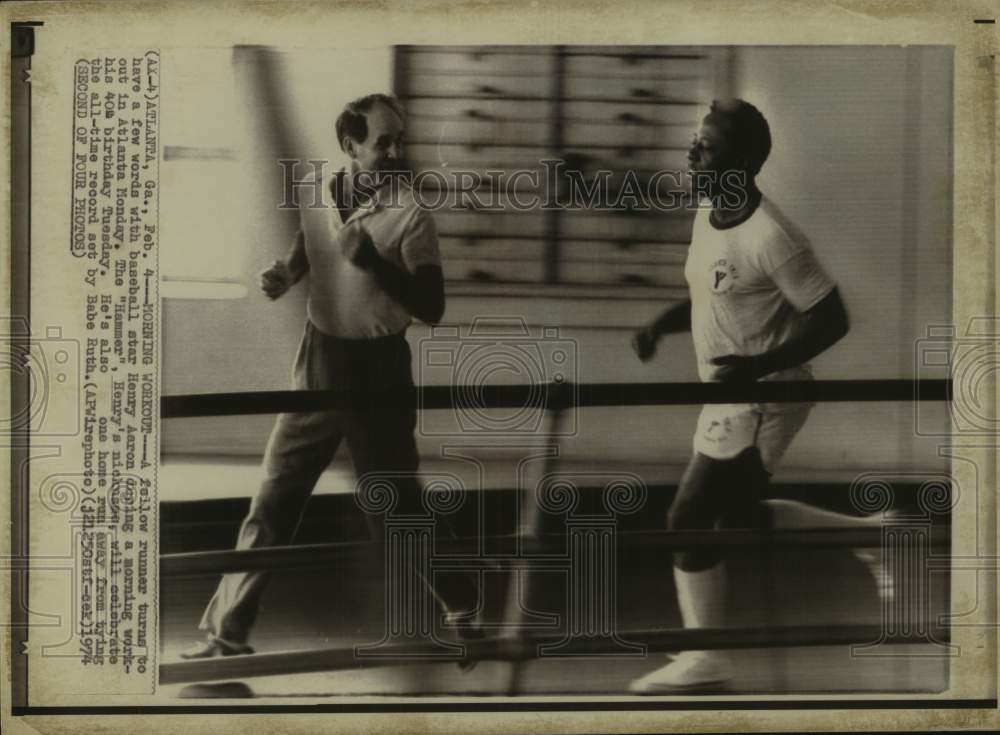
[693,403,811,474]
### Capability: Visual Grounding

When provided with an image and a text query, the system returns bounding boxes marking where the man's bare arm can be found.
[370,261,445,325]
[648,300,693,337]
[712,288,849,381]
[632,300,692,361]
[755,287,849,375]
[259,229,309,300]
[344,227,445,325]
[285,229,309,283]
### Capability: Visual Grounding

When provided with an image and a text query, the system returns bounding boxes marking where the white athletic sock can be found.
[673,564,727,659]
[763,498,884,529]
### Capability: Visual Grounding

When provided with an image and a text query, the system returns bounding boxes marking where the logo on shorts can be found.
[704,417,734,444]
[709,259,738,295]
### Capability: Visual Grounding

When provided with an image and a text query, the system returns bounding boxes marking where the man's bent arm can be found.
[754,287,849,377]
[648,299,692,337]
[369,259,446,325]
[286,229,309,283]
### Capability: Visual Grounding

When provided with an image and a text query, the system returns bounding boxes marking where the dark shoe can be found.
[178,682,255,699]
[179,637,254,660]
[443,610,486,673]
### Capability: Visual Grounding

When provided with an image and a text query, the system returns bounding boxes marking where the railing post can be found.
[499,381,568,694]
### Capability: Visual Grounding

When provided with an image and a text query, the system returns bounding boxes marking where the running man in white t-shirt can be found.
[629,99,886,693]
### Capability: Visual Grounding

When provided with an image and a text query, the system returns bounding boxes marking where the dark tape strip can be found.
[161,379,952,418]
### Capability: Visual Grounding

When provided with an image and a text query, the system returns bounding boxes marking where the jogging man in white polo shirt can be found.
[629,99,886,692]
[181,93,476,659]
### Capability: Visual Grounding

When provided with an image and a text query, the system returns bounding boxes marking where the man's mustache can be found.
[350,167,413,198]
[376,163,414,189]
[381,157,412,174]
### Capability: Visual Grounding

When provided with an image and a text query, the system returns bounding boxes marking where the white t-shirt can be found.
[684,195,836,384]
[297,169,441,339]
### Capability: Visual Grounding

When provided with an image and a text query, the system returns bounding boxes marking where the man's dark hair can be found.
[335,93,405,152]
[709,98,772,177]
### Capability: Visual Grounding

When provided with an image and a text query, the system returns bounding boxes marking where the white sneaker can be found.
[628,651,731,694]
[178,636,254,660]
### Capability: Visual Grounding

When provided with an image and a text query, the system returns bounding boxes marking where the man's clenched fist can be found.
[631,326,659,362]
[258,260,293,300]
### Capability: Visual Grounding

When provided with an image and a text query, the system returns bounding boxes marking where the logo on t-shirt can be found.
[709,259,738,295]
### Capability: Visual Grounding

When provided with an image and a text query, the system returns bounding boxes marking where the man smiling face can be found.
[686,99,772,205]
[687,114,746,201]
[343,100,407,179]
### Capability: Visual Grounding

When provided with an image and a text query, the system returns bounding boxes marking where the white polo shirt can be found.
[684,195,836,384]
[297,168,441,339]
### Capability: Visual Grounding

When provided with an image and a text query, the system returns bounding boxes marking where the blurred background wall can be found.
[159,45,952,499]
